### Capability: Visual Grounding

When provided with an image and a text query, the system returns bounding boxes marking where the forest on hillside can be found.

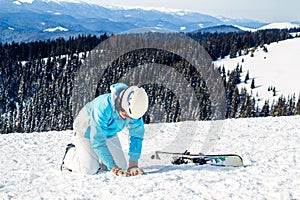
[1,29,300,134]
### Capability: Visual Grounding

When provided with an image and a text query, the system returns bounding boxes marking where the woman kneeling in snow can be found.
[61,83,149,177]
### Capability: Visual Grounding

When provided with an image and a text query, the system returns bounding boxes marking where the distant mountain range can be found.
[1,0,299,43]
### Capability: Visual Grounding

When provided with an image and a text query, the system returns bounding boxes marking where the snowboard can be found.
[153,150,243,167]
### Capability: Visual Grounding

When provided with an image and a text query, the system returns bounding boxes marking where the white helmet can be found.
[120,86,149,119]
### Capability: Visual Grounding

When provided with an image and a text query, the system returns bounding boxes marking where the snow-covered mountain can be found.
[2,0,299,44]
[215,37,300,107]
[232,22,300,32]
[258,22,300,30]
[0,0,267,43]
[1,115,299,199]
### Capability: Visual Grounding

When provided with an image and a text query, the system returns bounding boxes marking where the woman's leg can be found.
[63,135,127,174]
[63,107,127,174]
[63,107,100,174]
[72,135,101,174]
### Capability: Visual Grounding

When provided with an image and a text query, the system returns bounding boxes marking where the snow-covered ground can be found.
[215,37,300,107]
[1,116,299,199]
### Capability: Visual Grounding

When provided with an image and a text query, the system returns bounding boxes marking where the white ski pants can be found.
[63,107,127,175]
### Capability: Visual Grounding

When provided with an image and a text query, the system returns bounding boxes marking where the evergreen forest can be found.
[1,29,300,134]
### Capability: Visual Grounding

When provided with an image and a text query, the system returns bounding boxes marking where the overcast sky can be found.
[82,0,300,23]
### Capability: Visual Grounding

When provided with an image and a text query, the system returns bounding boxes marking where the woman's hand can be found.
[111,166,130,177]
[127,166,144,176]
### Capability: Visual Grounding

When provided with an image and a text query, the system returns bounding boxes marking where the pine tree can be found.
[230,87,240,118]
[260,100,270,117]
[269,100,276,116]
[229,44,237,58]
[286,95,296,116]
[251,78,255,89]
[16,75,25,132]
[244,71,249,83]
[242,95,253,118]
[235,88,247,118]
[263,45,268,53]
[273,87,276,96]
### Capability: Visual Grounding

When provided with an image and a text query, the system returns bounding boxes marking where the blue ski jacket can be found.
[84,83,145,170]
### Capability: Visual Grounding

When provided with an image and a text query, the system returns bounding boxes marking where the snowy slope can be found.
[215,37,300,107]
[233,22,300,32]
[258,22,300,30]
[1,116,300,199]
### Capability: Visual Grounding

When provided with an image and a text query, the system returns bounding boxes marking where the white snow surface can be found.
[215,37,300,107]
[1,116,300,199]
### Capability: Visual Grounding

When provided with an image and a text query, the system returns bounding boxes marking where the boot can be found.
[60,143,75,171]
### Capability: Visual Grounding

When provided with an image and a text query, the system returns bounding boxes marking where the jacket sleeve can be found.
[128,118,145,163]
[89,106,116,170]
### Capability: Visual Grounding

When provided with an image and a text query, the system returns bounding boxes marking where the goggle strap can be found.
[115,88,129,111]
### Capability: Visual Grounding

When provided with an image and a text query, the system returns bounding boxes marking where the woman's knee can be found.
[80,163,100,175]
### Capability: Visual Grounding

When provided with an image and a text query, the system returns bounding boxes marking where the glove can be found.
[127,166,144,176]
[111,166,130,177]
